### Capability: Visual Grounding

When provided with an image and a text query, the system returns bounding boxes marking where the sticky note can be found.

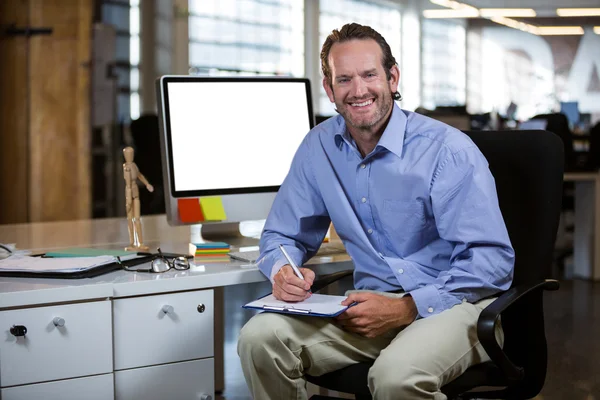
[178,198,205,223]
[199,196,227,221]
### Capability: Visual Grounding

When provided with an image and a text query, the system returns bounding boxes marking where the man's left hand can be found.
[335,293,418,338]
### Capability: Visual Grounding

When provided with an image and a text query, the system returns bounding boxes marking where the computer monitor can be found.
[518,119,548,131]
[156,76,314,228]
[560,101,580,129]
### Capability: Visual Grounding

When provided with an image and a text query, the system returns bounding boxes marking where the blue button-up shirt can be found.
[257,104,515,318]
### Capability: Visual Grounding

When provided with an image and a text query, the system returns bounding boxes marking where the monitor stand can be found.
[190,220,265,243]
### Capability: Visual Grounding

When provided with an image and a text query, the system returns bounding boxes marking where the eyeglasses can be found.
[119,248,190,273]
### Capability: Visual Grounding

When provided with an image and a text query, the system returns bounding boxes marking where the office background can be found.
[1,0,600,225]
[1,1,600,398]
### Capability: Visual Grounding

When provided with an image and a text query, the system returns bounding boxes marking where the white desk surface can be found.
[564,172,600,181]
[0,215,352,308]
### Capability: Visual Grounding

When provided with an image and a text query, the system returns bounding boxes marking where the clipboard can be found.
[243,293,351,317]
[0,254,156,279]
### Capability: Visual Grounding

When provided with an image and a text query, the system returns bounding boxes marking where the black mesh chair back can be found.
[465,130,562,397]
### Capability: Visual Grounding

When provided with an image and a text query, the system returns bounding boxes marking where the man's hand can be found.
[335,293,418,338]
[272,265,315,302]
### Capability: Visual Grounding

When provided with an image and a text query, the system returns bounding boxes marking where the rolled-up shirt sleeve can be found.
[410,145,515,318]
[256,136,331,281]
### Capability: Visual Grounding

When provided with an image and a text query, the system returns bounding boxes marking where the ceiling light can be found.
[479,8,536,17]
[595,26,600,34]
[490,17,538,34]
[429,0,462,9]
[423,9,479,18]
[489,17,583,36]
[556,8,600,17]
[429,0,478,12]
[536,26,584,35]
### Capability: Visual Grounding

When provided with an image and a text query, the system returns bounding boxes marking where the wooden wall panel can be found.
[28,0,92,221]
[0,0,30,223]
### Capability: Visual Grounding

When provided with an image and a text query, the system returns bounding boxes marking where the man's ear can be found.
[388,65,400,93]
[322,77,335,103]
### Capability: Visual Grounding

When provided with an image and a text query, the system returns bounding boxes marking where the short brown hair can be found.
[320,23,401,100]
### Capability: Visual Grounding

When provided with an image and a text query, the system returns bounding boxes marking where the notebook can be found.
[243,293,350,317]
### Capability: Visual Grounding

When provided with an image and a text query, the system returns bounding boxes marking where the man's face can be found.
[323,39,399,133]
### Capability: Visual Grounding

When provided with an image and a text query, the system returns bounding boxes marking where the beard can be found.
[334,90,394,131]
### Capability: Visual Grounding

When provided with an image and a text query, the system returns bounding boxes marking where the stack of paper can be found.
[190,242,231,263]
[0,255,118,273]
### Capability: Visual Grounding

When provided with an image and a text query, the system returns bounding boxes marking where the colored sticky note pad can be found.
[192,242,230,249]
[178,198,205,223]
[199,197,227,221]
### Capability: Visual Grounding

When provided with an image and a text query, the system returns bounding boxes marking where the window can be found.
[100,0,140,121]
[421,19,466,110]
[188,0,305,77]
[130,0,140,120]
[318,0,402,115]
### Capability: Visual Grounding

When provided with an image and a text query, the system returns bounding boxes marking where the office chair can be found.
[532,113,574,171]
[532,113,575,277]
[307,130,564,400]
[129,113,166,215]
[586,122,600,171]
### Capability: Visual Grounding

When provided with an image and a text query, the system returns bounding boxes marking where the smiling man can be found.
[237,23,515,400]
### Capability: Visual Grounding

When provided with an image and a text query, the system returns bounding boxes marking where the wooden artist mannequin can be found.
[123,146,154,251]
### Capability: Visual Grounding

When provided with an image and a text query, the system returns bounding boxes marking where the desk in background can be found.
[0,216,352,400]
[564,172,600,280]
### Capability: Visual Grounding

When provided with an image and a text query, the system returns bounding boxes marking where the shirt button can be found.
[398,268,404,274]
[360,163,366,169]
[367,228,373,234]
[361,197,367,203]
[428,307,434,313]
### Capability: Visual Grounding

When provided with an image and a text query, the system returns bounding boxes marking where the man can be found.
[238,23,514,400]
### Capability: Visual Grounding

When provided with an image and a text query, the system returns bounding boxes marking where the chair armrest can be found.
[310,270,353,293]
[477,279,560,383]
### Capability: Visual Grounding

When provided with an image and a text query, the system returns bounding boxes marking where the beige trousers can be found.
[237,295,502,400]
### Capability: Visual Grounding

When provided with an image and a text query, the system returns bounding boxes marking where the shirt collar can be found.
[376,104,407,158]
[333,103,408,158]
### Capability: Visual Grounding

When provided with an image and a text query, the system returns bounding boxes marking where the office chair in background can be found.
[129,113,166,215]
[586,122,600,171]
[307,130,564,400]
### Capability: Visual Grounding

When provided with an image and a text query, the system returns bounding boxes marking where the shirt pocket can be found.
[381,199,428,234]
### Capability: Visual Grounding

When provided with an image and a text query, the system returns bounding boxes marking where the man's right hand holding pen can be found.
[273,244,315,302]
[273,265,315,302]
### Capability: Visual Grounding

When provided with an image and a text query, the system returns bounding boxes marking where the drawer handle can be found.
[53,317,65,327]
[200,394,212,400]
[197,304,205,313]
[162,305,174,315]
[10,325,27,337]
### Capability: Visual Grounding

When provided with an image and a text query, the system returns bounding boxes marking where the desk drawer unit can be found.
[1,373,114,400]
[0,301,113,387]
[114,358,213,400]
[113,289,214,370]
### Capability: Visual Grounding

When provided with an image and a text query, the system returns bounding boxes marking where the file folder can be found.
[0,254,154,279]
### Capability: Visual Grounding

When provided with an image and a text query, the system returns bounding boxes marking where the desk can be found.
[564,172,600,280]
[0,216,352,400]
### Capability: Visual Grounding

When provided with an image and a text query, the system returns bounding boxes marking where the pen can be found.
[278,244,304,280]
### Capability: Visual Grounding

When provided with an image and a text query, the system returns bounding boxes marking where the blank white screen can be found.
[166,81,311,192]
